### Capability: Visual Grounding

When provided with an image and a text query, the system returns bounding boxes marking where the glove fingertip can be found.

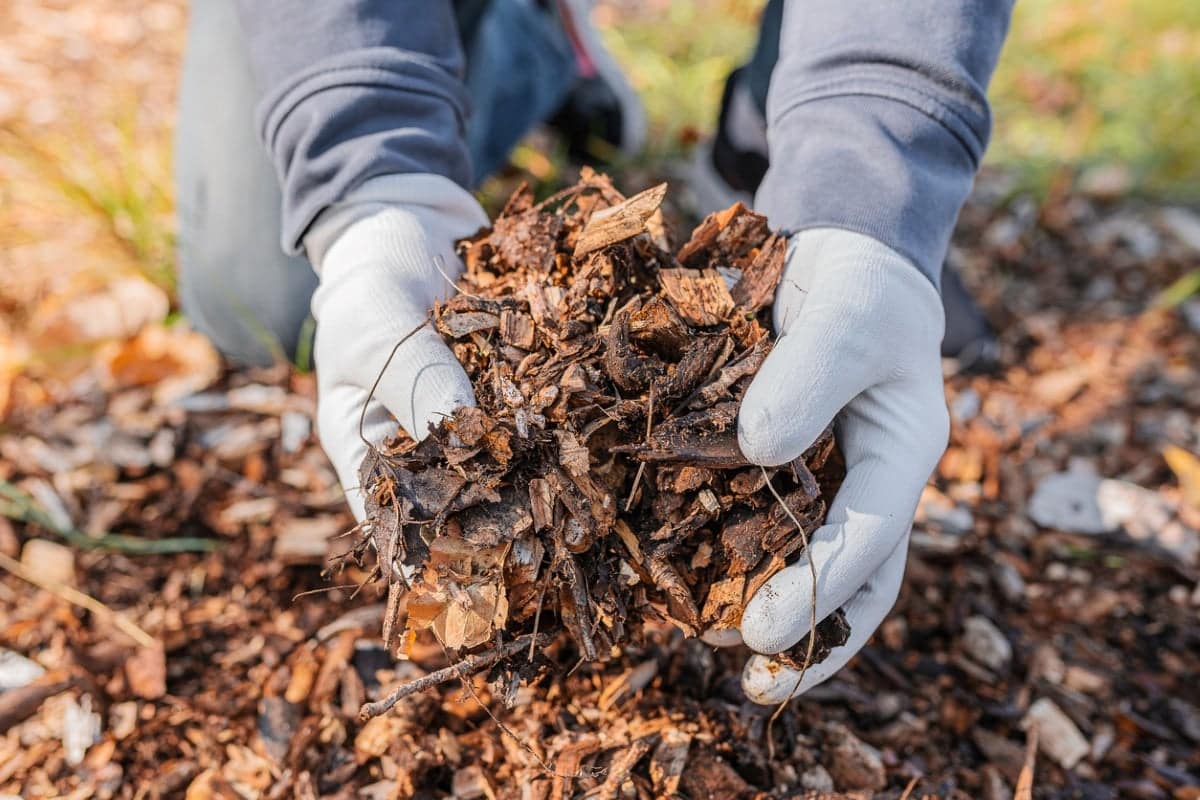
[407,362,476,440]
[701,628,744,648]
[737,395,793,467]
[736,358,827,468]
[740,561,817,655]
[742,655,804,705]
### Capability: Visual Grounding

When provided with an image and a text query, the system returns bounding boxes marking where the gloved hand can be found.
[734,228,950,704]
[305,175,489,520]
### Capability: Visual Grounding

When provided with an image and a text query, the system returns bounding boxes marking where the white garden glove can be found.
[305,175,489,520]
[734,228,950,704]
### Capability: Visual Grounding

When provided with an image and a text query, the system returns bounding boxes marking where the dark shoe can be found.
[940,263,1000,370]
[687,68,769,215]
[549,0,646,161]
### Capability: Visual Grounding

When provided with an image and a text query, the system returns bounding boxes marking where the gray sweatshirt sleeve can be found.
[234,1,472,255]
[755,0,1013,287]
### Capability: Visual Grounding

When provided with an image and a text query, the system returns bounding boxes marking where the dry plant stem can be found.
[437,639,576,780]
[423,630,578,780]
[624,386,654,512]
[359,633,551,720]
[760,466,819,756]
[358,315,433,454]
[528,584,548,662]
[1014,726,1038,800]
[898,776,920,800]
[432,254,484,300]
[0,551,156,648]
[292,584,358,601]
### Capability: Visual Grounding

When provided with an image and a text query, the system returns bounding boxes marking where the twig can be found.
[291,584,359,601]
[396,629,581,780]
[529,583,548,662]
[0,670,75,732]
[438,637,574,779]
[760,466,819,759]
[0,551,156,649]
[624,386,654,512]
[899,775,920,800]
[359,632,550,720]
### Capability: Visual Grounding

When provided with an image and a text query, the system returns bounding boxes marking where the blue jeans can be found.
[176,0,579,365]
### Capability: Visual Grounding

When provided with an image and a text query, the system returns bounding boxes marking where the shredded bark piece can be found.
[354,176,845,694]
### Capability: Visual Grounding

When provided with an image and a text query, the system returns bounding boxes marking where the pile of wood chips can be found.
[348,171,847,699]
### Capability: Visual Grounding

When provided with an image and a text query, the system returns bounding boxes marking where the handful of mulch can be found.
[346,170,847,713]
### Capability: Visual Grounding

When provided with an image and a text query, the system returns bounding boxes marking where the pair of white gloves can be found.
[306,175,949,704]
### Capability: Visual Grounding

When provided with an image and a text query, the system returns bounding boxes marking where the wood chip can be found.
[573,183,668,257]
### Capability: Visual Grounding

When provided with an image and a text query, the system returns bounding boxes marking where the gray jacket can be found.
[236,0,1013,287]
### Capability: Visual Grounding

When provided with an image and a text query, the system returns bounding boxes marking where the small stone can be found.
[1022,698,1089,769]
[1090,723,1116,762]
[984,216,1023,249]
[825,722,886,791]
[800,764,834,792]
[1031,368,1090,408]
[62,694,102,766]
[1063,665,1107,694]
[1028,463,1109,534]
[950,388,981,422]
[109,701,138,740]
[1045,562,1071,582]
[1029,645,1066,684]
[1088,214,1160,259]
[0,647,46,690]
[1078,163,1131,199]
[148,429,176,468]
[1097,480,1200,563]
[916,486,974,535]
[124,644,167,700]
[1160,206,1200,252]
[962,615,1012,672]
[281,411,311,454]
[21,538,76,587]
[992,561,1027,603]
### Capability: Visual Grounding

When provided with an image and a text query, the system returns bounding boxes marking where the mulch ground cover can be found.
[1,171,1198,799]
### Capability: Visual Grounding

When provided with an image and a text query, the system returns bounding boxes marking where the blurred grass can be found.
[596,0,759,163]
[0,105,177,295]
[990,0,1200,198]
[595,0,1200,200]
[2,0,1198,332]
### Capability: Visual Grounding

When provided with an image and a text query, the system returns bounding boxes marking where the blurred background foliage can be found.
[989,0,1200,198]
[589,0,1200,198]
[0,0,1197,404]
